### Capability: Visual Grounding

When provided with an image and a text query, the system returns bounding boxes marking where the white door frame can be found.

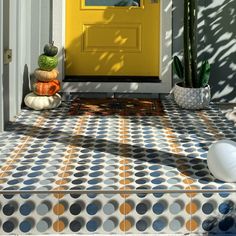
[53,0,172,94]
[0,0,11,131]
[0,0,4,131]
[0,0,23,132]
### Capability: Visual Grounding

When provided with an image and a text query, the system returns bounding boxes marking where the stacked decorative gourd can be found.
[25,42,62,110]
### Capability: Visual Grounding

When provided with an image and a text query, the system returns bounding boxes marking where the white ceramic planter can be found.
[173,83,211,110]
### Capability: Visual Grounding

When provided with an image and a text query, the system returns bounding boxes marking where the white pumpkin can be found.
[24,92,61,110]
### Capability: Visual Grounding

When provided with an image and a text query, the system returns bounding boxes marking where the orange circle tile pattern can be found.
[53,220,65,232]
[186,219,199,231]
[120,219,132,232]
[0,98,235,234]
[120,202,132,215]
[186,202,198,214]
[53,203,65,215]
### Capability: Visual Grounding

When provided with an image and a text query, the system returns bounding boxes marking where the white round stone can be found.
[207,140,236,182]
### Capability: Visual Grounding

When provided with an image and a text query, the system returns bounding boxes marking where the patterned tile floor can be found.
[0,98,236,234]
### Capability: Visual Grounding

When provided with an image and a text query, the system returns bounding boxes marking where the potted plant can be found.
[173,0,211,109]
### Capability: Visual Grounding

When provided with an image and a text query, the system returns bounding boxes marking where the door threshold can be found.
[63,76,161,83]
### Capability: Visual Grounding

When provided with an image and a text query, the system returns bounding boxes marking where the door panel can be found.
[66,0,160,76]
[83,24,141,52]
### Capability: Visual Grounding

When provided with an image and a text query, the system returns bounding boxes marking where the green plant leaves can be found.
[199,61,211,87]
[173,56,184,79]
[173,57,211,88]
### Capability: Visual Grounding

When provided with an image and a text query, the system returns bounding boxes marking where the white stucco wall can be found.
[204,0,236,102]
[8,0,51,121]
[173,0,236,102]
[0,0,51,130]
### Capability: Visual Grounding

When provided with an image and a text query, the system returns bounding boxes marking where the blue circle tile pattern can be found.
[0,99,235,234]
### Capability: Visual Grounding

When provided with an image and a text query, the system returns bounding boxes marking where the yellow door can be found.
[66,0,160,77]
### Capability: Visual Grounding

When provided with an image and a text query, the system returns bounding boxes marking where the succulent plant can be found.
[173,0,211,88]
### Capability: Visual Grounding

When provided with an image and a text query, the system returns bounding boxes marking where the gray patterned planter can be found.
[173,82,211,110]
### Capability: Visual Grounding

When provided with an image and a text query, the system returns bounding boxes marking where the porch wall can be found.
[173,0,236,102]
[15,0,236,103]
[6,0,235,118]
[203,0,236,103]
[8,0,51,120]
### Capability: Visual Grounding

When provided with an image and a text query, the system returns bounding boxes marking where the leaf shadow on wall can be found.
[173,0,236,102]
[202,0,236,102]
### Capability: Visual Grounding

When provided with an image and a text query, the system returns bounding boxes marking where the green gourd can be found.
[44,41,58,57]
[38,54,58,71]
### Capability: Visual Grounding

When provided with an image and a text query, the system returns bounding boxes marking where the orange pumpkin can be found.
[33,80,61,96]
[34,69,59,82]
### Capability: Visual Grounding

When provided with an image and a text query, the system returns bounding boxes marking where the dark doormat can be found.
[68,98,165,116]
